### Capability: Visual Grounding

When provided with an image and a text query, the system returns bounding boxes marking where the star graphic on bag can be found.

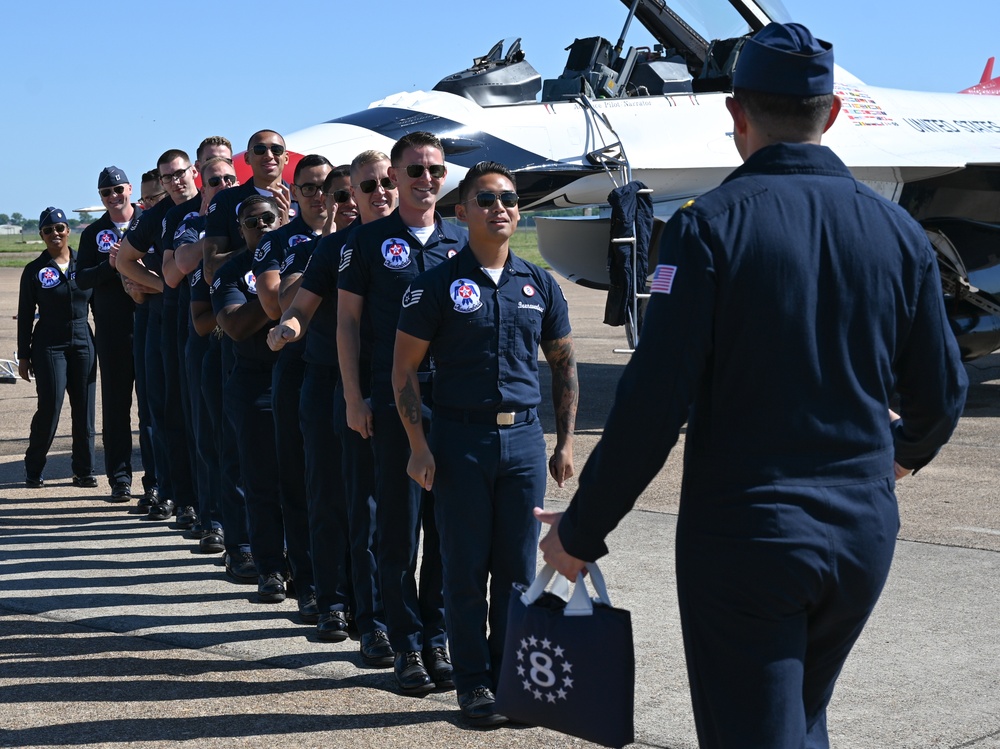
[516,633,573,701]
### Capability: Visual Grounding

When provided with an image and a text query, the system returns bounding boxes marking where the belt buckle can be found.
[496,412,516,426]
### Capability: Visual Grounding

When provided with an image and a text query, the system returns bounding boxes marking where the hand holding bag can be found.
[494,563,635,748]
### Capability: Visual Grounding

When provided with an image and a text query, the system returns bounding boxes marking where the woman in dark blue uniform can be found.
[17,207,97,488]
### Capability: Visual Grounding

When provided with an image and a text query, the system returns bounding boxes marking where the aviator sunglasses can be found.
[359,177,396,194]
[404,164,446,179]
[332,189,353,203]
[250,143,286,157]
[242,211,277,230]
[99,185,127,198]
[207,174,238,188]
[41,223,69,236]
[470,191,519,208]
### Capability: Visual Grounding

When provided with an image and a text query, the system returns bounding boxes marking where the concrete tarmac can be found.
[1,265,999,748]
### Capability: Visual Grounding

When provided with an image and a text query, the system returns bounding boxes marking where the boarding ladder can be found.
[575,94,654,353]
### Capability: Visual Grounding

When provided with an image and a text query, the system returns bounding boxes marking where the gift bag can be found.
[495,563,635,748]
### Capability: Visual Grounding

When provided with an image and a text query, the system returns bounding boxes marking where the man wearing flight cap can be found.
[538,22,968,748]
[77,166,140,501]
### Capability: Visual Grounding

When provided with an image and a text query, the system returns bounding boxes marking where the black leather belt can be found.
[434,406,532,427]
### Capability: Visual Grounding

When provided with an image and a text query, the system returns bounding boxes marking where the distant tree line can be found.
[1,211,92,232]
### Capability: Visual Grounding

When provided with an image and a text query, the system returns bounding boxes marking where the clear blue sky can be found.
[2,0,997,221]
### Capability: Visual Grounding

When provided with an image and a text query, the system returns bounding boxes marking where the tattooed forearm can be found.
[542,336,579,441]
[397,374,423,425]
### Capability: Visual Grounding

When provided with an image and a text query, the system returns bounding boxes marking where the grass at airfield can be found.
[0,228,548,269]
[0,234,47,267]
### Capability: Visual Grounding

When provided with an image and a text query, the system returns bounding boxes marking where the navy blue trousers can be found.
[675,478,898,749]
[93,310,134,486]
[24,337,96,479]
[202,337,248,553]
[299,362,351,613]
[430,414,545,693]
[334,380,385,635]
[160,303,195,505]
[272,353,314,597]
[143,306,173,500]
[132,305,157,492]
[223,362,285,576]
[371,396,446,653]
[185,330,219,528]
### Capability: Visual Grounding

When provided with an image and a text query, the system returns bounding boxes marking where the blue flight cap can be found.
[733,22,834,96]
[39,207,68,227]
[98,165,129,189]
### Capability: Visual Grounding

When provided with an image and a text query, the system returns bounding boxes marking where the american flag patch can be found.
[650,264,677,294]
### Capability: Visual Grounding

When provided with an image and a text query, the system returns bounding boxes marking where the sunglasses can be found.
[207,174,238,188]
[295,183,325,198]
[250,143,286,157]
[42,223,69,236]
[332,189,353,203]
[471,191,519,208]
[241,211,277,230]
[159,165,192,184]
[139,191,166,206]
[99,185,127,198]
[358,177,396,194]
[404,164,446,179]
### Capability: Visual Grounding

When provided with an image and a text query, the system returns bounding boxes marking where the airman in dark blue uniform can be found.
[269,150,397,661]
[190,253,254,580]
[118,149,201,522]
[162,142,238,535]
[173,155,240,553]
[127,170,168,506]
[539,24,969,749]
[18,207,97,488]
[252,154,331,624]
[337,132,465,694]
[161,186,204,529]
[76,166,138,499]
[212,195,289,604]
[203,130,293,284]
[394,161,577,727]
[119,180,174,511]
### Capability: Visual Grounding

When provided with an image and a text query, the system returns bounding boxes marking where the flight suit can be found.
[338,209,466,654]
[18,250,96,481]
[76,210,137,490]
[557,143,968,748]
[253,215,320,604]
[397,247,571,695]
